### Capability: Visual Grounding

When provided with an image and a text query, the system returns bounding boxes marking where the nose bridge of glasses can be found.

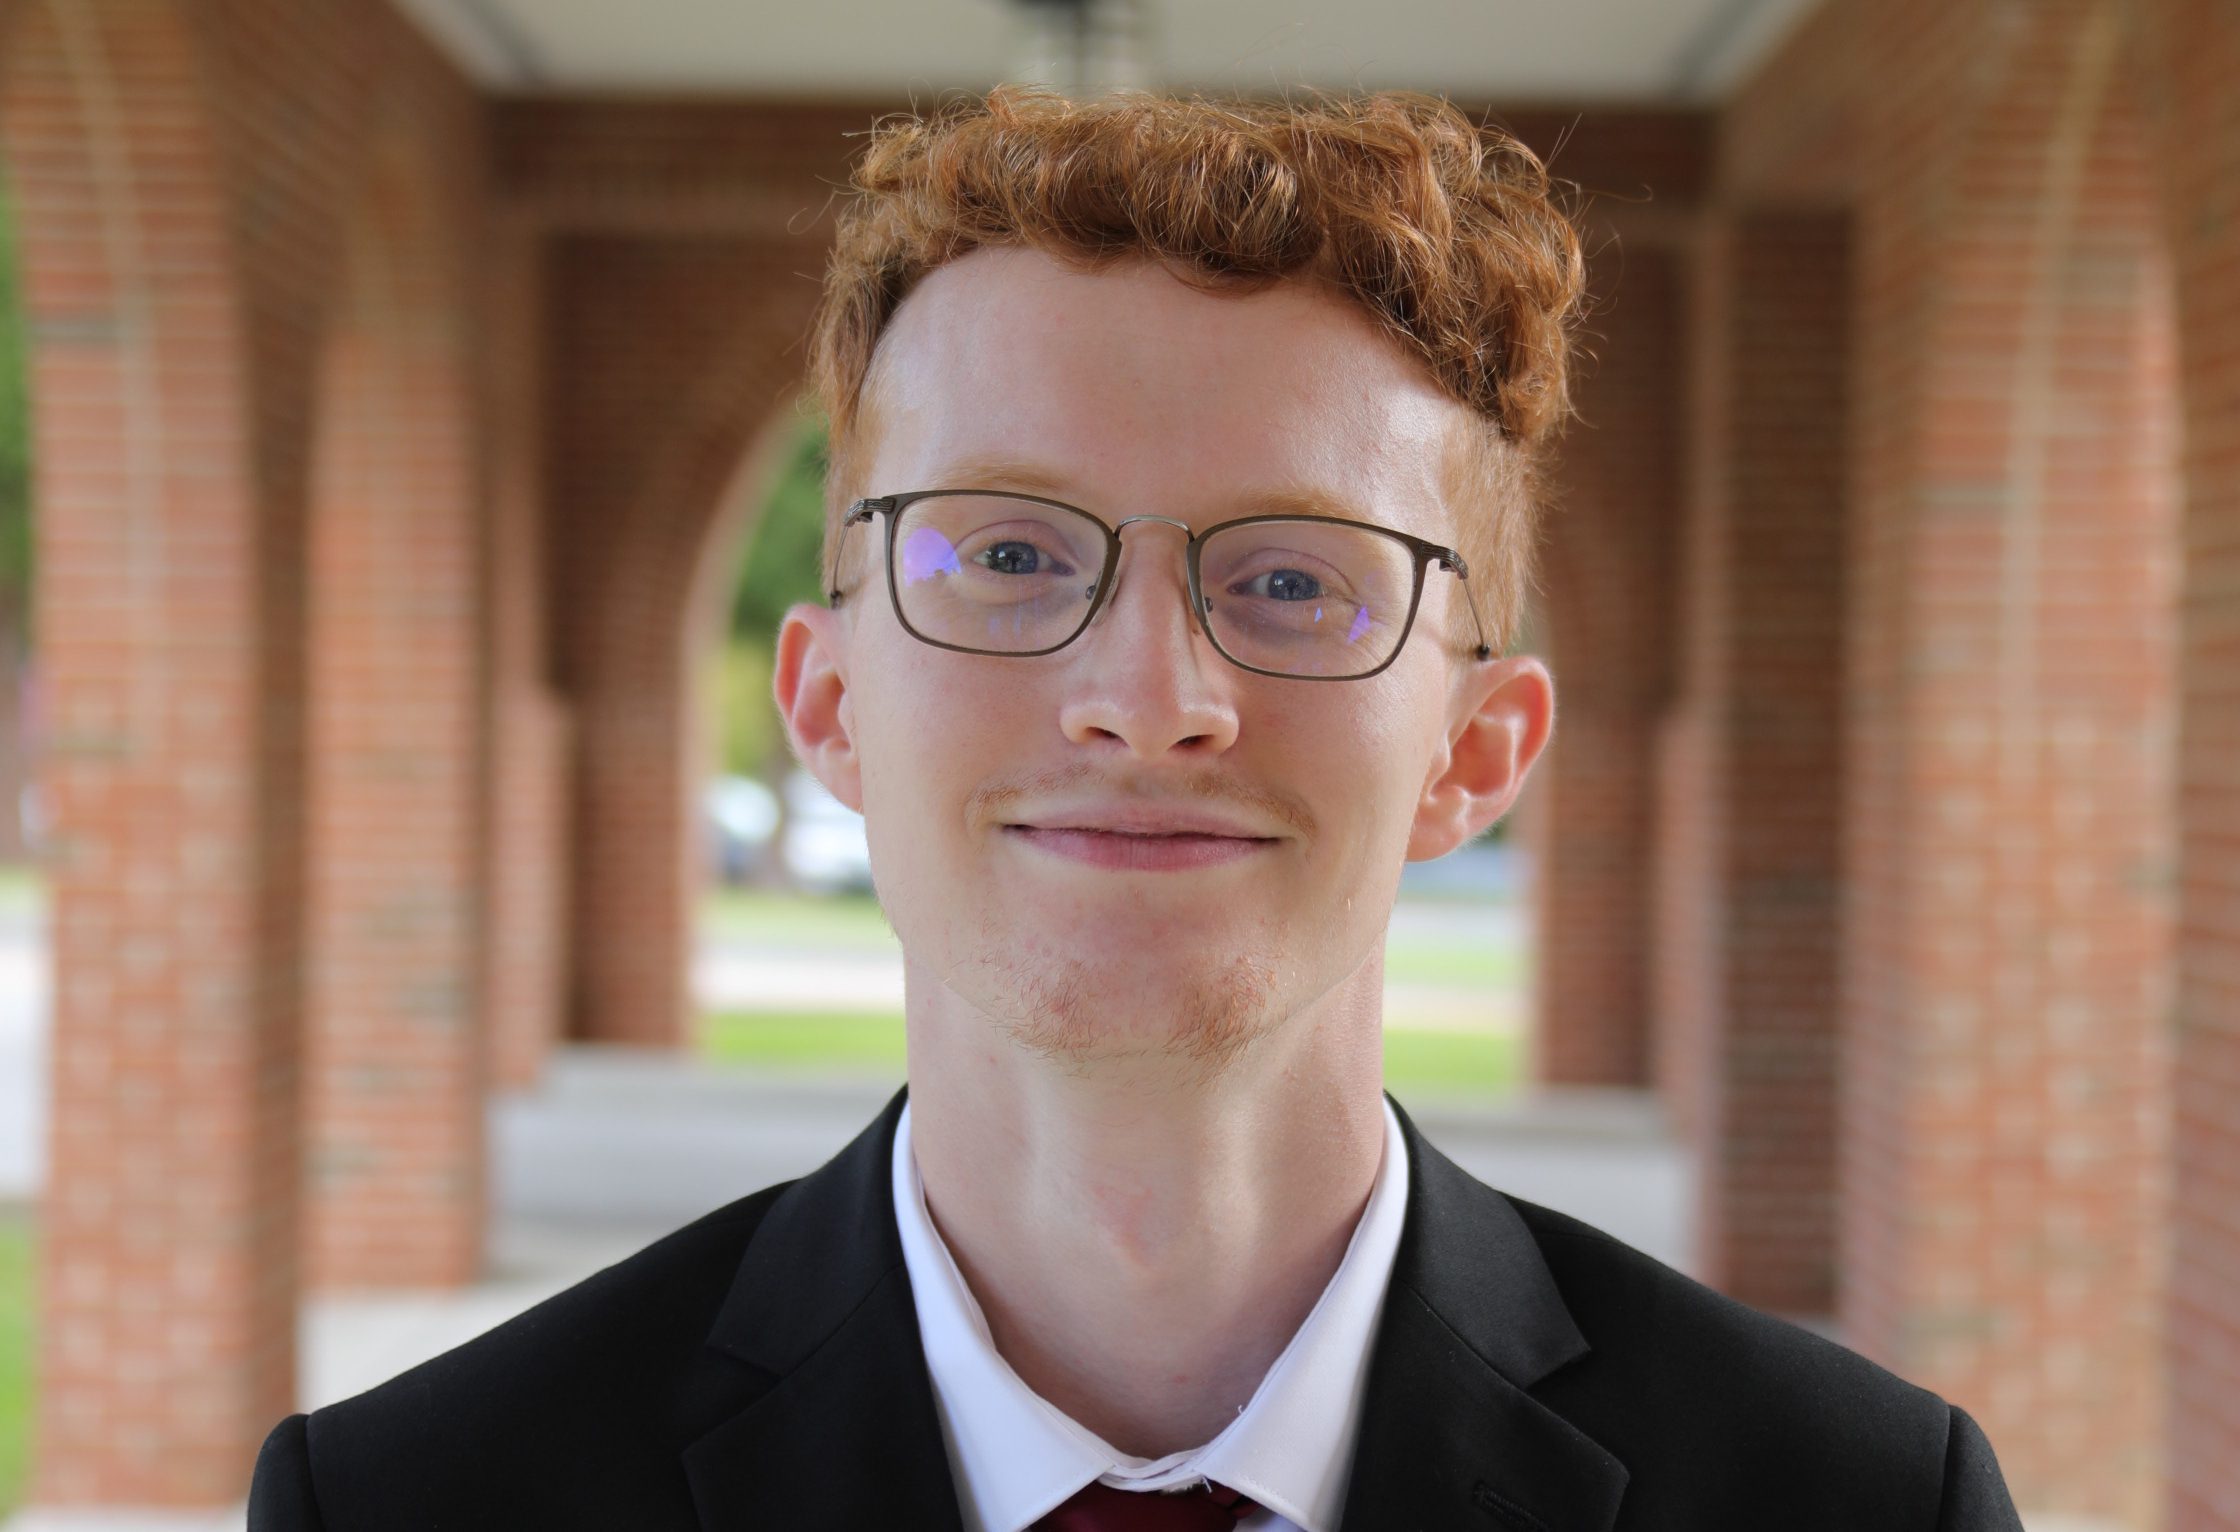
[1110,513,1195,537]
[1096,513,1202,610]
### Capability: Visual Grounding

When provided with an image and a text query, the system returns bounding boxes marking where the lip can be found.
[1006,803,1278,839]
[1002,824,1277,872]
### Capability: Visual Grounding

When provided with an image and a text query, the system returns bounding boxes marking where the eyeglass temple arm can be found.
[1438,550,1496,662]
[827,498,887,606]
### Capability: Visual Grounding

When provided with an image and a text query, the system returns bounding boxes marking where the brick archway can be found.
[2135,0,2240,1523]
[0,0,315,1502]
[1673,2,2210,1518]
[0,12,2233,1519]
[546,232,826,1049]
[1836,2,2179,1519]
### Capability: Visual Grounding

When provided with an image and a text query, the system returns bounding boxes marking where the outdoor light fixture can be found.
[1000,0,1154,96]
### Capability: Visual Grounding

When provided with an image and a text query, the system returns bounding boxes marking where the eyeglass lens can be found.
[887,494,1417,678]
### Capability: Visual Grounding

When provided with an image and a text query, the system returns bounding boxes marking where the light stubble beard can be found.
[951,896,1287,1091]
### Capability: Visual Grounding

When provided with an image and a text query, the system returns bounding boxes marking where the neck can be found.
[902,953,1390,1459]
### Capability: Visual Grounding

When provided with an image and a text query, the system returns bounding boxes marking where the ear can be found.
[772,599,864,813]
[1405,656,1555,861]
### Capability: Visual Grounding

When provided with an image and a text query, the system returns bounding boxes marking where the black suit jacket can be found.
[249,1084,2024,1530]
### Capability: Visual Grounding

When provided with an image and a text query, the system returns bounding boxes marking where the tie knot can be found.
[1035,1476,1262,1530]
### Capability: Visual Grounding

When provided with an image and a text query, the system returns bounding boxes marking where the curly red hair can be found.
[806,83,1587,655]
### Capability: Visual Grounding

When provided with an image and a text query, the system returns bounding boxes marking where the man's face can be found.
[781,245,1549,1076]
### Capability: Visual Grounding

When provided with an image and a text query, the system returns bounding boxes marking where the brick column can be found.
[1665,211,1849,1314]
[546,235,818,1049]
[304,62,490,1290]
[3,0,305,1502]
[1533,243,1684,1087]
[483,208,572,1093]
[2144,0,2240,1522]
[1844,1,2177,1521]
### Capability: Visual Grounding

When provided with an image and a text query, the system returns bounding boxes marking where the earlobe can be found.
[1404,658,1554,861]
[771,601,865,813]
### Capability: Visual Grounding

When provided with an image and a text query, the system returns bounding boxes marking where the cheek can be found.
[852,656,1013,862]
[1308,683,1443,855]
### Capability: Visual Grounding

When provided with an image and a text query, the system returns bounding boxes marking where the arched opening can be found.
[688,406,906,1091]
[0,137,30,871]
[0,133,41,1523]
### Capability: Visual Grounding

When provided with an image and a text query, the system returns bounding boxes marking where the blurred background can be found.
[0,0,2234,1527]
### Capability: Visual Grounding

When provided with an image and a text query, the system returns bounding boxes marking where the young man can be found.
[250,87,2025,1530]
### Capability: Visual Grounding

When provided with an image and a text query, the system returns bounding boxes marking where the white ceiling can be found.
[394,0,1824,104]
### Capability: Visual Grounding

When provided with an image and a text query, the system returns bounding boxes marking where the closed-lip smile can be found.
[1000,804,1282,870]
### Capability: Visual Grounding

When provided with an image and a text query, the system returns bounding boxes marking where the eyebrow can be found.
[923,454,1383,527]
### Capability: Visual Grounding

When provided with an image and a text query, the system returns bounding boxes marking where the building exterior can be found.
[0,0,2234,1524]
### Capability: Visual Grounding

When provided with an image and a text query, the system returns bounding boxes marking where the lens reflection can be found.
[1199,519,1412,677]
[894,495,1101,653]
[889,494,1418,677]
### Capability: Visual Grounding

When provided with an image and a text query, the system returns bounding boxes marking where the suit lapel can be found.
[681,1082,965,1531]
[1336,1093,1631,1532]
[677,1083,1629,1532]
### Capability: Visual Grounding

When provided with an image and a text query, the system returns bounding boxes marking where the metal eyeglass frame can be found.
[827,488,1495,682]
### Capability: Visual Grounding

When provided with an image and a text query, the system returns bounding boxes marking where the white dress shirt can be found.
[891,1095,1410,1532]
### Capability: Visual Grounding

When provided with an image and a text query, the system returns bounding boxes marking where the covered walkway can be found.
[0,0,2235,1525]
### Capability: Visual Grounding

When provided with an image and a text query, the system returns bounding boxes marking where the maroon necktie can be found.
[1035,1477,1264,1530]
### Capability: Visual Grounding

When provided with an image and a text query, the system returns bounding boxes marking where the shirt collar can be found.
[891,1092,1410,1532]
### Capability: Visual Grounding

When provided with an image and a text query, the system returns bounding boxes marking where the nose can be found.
[1056,516,1241,759]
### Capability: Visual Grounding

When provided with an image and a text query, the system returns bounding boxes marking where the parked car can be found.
[705,774,779,885]
[781,768,875,895]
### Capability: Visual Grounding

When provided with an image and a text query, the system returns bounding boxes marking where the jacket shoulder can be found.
[249,1180,796,1530]
[1502,1194,2008,1527]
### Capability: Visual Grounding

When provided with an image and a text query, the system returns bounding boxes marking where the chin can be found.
[961,943,1287,1074]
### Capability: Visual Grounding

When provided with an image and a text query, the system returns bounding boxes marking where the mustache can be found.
[966,761,1318,840]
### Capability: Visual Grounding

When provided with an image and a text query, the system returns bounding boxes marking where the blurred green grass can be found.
[0,1209,32,1520]
[702,888,897,951]
[701,887,1527,988]
[701,1009,1520,1092]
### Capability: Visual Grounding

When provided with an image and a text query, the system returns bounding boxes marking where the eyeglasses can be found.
[827,489,1493,681]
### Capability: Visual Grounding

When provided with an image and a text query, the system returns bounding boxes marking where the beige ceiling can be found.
[393,0,1823,103]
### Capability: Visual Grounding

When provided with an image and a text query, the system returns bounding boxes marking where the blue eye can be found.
[976,541,1071,576]
[1236,569,1323,602]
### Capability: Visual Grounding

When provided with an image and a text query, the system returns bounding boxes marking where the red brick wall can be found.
[5,3,2234,1516]
[1837,0,2178,1520]
[303,11,490,1289]
[482,206,572,1092]
[1532,243,1686,1086]
[541,232,820,1046]
[488,100,875,1050]
[1663,210,1849,1315]
[2,0,322,1502]
[2143,0,2240,1523]
[1712,2,2235,1520]
[1,0,511,1501]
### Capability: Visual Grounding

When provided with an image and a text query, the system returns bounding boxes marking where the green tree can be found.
[715,414,830,781]
[732,417,831,647]
[0,170,29,628]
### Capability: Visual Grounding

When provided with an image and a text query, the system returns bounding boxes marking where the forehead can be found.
[859,245,1470,537]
